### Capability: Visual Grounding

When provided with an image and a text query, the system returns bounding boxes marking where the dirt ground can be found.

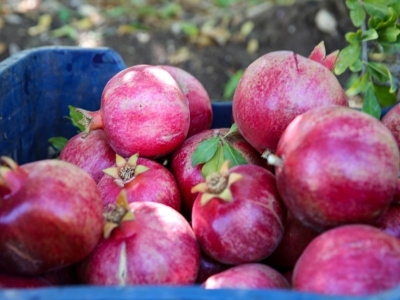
[0,0,355,100]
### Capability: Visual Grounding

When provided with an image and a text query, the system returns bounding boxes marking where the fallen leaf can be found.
[168,47,191,64]
[240,21,254,38]
[28,14,52,36]
[247,38,259,53]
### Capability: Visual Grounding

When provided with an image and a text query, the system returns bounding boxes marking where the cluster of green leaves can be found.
[191,124,247,177]
[334,0,400,119]
[48,106,83,152]
[223,70,244,100]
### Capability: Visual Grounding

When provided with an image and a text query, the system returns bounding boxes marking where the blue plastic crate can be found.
[0,46,399,300]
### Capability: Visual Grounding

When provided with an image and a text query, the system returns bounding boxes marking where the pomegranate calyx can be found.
[191,160,242,206]
[75,108,103,138]
[103,190,135,238]
[103,154,150,188]
[308,41,339,71]
[0,157,28,199]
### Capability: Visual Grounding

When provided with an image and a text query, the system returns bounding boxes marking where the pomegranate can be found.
[77,190,200,285]
[191,161,285,265]
[381,104,400,204]
[293,224,400,296]
[0,157,103,276]
[264,211,319,271]
[159,65,213,137]
[268,105,399,232]
[76,64,190,159]
[170,128,269,217]
[98,153,181,211]
[59,129,116,183]
[203,263,290,289]
[375,204,400,239]
[232,41,348,154]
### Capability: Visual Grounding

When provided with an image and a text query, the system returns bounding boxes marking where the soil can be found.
[0,0,355,100]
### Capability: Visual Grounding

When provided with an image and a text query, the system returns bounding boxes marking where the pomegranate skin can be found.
[264,211,319,271]
[170,128,269,217]
[101,64,190,158]
[192,164,285,265]
[232,50,348,153]
[0,160,103,276]
[78,202,200,286]
[203,263,290,290]
[159,65,213,137]
[376,205,400,239]
[98,157,181,212]
[275,105,399,231]
[381,104,400,204]
[293,224,400,296]
[59,129,116,183]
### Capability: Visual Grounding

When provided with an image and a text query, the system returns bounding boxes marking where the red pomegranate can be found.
[203,263,290,289]
[159,65,213,137]
[59,129,116,183]
[293,224,400,296]
[98,153,181,211]
[76,64,190,159]
[0,157,103,276]
[192,161,285,265]
[269,105,399,232]
[77,191,200,286]
[232,42,348,154]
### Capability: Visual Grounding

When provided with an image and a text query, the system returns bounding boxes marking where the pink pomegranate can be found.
[98,153,181,211]
[293,224,400,296]
[191,161,285,265]
[375,204,400,239]
[264,211,320,271]
[77,191,200,285]
[269,105,399,232]
[76,64,190,159]
[0,157,103,276]
[170,128,269,217]
[159,65,213,137]
[381,104,400,204]
[232,42,348,154]
[59,129,116,183]
[203,263,290,289]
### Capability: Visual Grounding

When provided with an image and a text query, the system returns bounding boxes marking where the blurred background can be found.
[0,0,354,100]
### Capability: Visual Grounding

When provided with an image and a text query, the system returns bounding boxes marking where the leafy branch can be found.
[334,0,400,119]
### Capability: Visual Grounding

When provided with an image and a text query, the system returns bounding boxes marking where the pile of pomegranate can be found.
[1,42,400,296]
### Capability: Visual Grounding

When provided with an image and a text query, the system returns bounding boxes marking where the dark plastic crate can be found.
[0,46,399,300]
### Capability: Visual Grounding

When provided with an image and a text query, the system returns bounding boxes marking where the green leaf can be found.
[180,22,199,37]
[346,72,370,96]
[393,0,400,14]
[368,16,383,30]
[201,145,224,178]
[345,31,362,44]
[191,137,220,167]
[226,123,238,135]
[349,3,366,27]
[346,0,360,10]
[368,62,396,91]
[349,58,364,72]
[334,44,362,75]
[223,70,244,100]
[48,137,68,152]
[379,26,400,42]
[373,84,397,107]
[361,28,378,41]
[66,105,85,132]
[363,2,390,19]
[362,86,382,119]
[222,143,247,167]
